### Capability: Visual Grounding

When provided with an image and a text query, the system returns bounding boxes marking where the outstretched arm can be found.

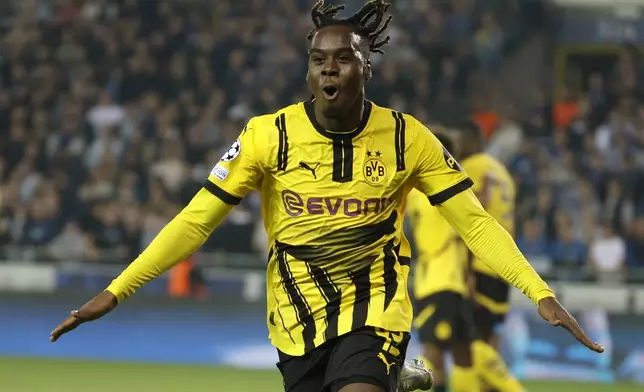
[51,117,267,342]
[49,190,233,342]
[102,117,265,301]
[107,189,233,301]
[437,189,552,304]
[437,189,603,353]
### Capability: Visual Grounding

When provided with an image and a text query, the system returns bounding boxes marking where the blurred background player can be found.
[458,120,526,392]
[407,128,480,392]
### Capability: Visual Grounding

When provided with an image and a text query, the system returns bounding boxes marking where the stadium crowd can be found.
[0,0,642,280]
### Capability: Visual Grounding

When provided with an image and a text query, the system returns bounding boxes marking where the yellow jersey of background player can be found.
[457,120,517,343]
[409,187,468,300]
[407,131,478,392]
[408,130,468,303]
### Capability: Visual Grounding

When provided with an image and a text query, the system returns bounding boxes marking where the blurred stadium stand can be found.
[1,0,644,282]
[0,0,644,385]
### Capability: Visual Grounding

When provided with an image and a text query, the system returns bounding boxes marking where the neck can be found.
[313,95,365,133]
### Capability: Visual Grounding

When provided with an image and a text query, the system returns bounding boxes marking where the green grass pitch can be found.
[0,356,640,392]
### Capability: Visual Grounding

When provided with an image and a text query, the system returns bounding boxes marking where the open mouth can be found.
[322,85,339,101]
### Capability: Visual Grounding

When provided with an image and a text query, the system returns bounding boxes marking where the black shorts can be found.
[414,291,474,349]
[276,327,410,392]
[473,272,510,340]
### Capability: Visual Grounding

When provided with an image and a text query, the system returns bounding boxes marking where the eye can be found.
[311,56,324,65]
[337,55,351,63]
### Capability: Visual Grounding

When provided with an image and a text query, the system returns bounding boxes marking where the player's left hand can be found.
[537,296,604,353]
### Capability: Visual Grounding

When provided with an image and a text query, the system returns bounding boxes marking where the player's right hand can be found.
[49,290,118,342]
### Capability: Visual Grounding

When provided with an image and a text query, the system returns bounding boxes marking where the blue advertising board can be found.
[0,296,642,384]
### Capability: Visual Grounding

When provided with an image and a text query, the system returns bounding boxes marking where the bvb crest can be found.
[363,150,387,185]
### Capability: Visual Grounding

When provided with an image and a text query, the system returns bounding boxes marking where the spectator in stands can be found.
[530,187,557,243]
[576,180,601,243]
[120,203,144,262]
[626,217,644,270]
[604,179,632,235]
[509,140,539,202]
[87,202,127,261]
[549,213,587,278]
[595,112,632,172]
[516,218,551,273]
[473,12,504,70]
[588,220,626,282]
[86,91,125,133]
[48,221,89,262]
[19,184,62,249]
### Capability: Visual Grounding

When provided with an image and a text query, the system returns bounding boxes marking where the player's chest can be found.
[269,136,408,198]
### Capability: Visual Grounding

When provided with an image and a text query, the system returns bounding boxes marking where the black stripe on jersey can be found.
[308,264,341,342]
[277,250,316,352]
[350,266,371,330]
[382,239,398,311]
[392,111,406,171]
[394,243,411,267]
[275,300,296,345]
[332,141,343,181]
[202,181,242,205]
[332,139,353,183]
[428,178,474,206]
[275,113,288,171]
[269,247,295,344]
[275,211,397,263]
[269,311,276,326]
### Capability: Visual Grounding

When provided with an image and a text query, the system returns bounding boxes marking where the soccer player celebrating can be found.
[50,2,603,392]
[458,120,527,392]
[407,130,481,392]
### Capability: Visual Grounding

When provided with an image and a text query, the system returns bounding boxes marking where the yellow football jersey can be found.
[461,153,516,278]
[407,189,467,299]
[205,100,473,356]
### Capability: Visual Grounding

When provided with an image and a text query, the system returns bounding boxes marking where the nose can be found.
[321,62,339,77]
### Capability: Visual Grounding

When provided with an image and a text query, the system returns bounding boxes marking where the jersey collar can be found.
[304,99,372,140]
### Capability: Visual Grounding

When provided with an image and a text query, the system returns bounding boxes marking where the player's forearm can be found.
[106,189,233,301]
[437,190,554,304]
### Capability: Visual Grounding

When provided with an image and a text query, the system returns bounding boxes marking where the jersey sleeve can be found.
[204,117,267,205]
[410,119,473,205]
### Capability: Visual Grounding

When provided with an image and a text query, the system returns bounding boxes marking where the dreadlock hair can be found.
[307,0,393,55]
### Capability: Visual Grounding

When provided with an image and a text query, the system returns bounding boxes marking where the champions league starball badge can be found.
[220,139,241,162]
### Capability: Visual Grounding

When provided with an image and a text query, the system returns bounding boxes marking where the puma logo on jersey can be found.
[378,352,396,375]
[298,161,320,179]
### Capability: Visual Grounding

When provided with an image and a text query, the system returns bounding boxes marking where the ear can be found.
[364,60,372,82]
